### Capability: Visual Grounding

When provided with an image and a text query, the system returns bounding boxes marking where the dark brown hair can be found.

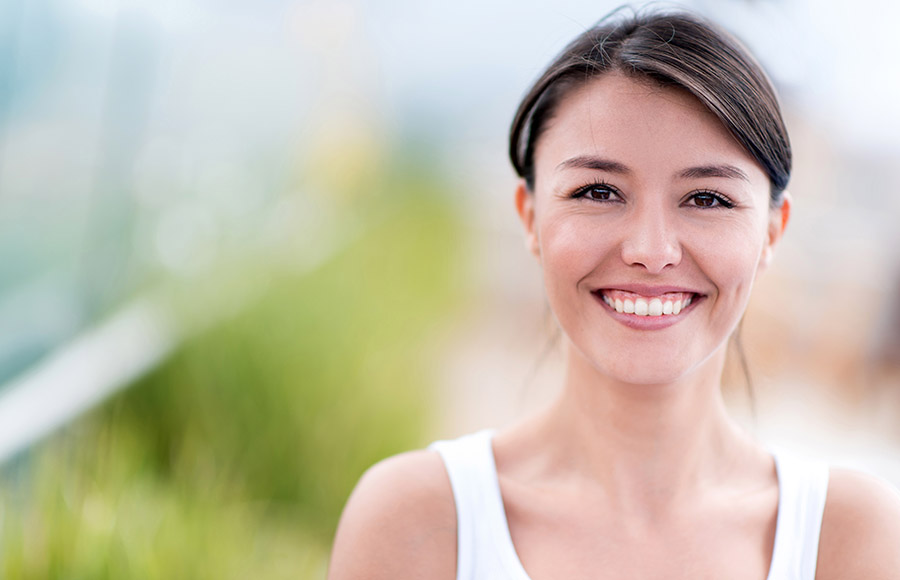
[509,8,791,205]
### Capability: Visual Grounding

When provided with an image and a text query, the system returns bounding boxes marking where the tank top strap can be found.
[429,430,531,580]
[767,449,830,580]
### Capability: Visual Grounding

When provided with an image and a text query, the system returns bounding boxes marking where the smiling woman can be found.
[327,8,900,580]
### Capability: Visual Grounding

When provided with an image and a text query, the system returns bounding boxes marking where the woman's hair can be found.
[509,8,791,206]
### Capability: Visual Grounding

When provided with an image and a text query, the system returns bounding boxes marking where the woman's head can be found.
[509,9,793,386]
[510,8,791,206]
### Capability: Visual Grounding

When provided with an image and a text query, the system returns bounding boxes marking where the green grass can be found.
[0,173,465,578]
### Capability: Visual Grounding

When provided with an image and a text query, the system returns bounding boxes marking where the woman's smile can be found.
[593,287,703,330]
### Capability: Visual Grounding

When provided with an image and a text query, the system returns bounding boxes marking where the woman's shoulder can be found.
[327,448,457,580]
[817,467,900,579]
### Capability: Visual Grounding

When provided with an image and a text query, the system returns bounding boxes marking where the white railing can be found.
[0,297,177,465]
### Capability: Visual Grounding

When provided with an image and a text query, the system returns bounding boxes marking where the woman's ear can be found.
[515,180,540,258]
[760,191,792,270]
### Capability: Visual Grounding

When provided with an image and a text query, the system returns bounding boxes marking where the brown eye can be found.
[587,186,613,200]
[573,183,622,202]
[687,191,734,209]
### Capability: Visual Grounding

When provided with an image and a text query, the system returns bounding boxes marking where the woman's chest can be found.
[502,485,778,580]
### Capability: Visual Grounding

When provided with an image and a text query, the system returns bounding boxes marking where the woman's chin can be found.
[571,345,718,388]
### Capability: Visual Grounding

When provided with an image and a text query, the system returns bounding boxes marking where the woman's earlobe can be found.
[515,181,540,258]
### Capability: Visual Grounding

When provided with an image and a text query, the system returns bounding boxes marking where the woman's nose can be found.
[619,208,682,273]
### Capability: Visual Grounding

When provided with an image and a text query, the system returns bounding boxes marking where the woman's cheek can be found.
[693,223,767,308]
[539,213,605,277]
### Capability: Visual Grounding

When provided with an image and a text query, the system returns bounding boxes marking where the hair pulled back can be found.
[509,9,791,205]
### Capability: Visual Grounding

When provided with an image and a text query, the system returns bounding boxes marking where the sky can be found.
[55,0,900,157]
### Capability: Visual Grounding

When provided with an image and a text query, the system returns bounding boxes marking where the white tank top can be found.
[430,430,830,580]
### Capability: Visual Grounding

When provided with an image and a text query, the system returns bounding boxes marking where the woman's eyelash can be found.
[686,190,735,209]
[569,181,621,201]
[567,183,736,209]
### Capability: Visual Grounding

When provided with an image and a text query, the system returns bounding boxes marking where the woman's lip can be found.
[592,284,702,297]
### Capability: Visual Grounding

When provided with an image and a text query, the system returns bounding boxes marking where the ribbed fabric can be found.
[430,430,830,580]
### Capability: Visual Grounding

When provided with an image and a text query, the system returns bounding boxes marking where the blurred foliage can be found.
[0,166,466,578]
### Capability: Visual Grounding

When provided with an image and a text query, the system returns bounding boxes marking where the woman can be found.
[329,9,900,579]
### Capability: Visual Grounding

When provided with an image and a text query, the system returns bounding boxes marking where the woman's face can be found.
[517,73,789,385]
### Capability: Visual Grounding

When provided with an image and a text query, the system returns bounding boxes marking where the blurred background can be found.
[0,0,898,577]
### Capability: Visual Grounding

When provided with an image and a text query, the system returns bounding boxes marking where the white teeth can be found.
[602,292,697,317]
[634,298,649,316]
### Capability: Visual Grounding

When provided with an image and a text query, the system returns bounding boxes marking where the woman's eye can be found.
[575,184,619,201]
[687,191,734,209]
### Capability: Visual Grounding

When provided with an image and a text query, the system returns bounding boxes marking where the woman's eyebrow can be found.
[555,156,631,174]
[678,164,749,181]
[555,157,749,183]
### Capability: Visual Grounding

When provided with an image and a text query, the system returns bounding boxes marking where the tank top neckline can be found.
[476,429,791,580]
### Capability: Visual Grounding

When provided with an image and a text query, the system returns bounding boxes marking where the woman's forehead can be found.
[533,73,765,185]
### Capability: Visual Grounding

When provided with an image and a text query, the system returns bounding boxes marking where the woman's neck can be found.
[520,342,763,516]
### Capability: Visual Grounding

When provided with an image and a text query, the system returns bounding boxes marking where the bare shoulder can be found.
[816,468,900,579]
[327,449,457,580]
